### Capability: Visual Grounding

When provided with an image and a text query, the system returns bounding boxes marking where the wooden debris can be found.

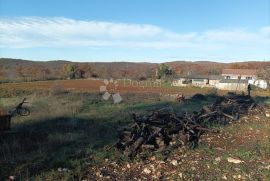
[116,94,263,158]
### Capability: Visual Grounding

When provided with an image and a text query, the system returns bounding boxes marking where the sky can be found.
[0,0,269,62]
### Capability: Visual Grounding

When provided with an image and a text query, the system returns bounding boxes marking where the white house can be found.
[208,75,222,87]
[171,69,268,90]
[190,77,209,87]
[216,79,248,91]
[221,69,267,89]
[172,76,209,87]
[222,69,257,80]
[172,78,188,87]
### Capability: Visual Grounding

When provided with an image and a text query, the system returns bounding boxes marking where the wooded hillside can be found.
[0,58,269,82]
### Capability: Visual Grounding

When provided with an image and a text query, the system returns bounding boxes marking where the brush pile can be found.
[116,94,265,158]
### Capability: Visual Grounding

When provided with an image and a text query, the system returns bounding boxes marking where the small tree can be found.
[156,64,173,79]
[257,67,270,89]
[62,64,78,79]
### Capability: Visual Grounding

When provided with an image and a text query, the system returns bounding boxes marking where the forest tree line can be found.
[0,58,269,83]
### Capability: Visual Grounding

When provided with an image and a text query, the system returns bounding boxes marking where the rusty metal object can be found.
[0,98,30,132]
[0,114,12,131]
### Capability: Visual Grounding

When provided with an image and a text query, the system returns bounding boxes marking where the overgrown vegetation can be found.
[2,58,270,83]
[0,88,269,180]
[0,90,173,179]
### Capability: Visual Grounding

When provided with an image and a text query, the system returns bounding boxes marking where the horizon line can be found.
[1,57,270,64]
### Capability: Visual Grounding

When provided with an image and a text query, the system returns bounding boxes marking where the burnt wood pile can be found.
[116,94,264,158]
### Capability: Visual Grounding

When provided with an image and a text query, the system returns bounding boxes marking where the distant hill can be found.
[0,58,269,82]
[166,60,270,76]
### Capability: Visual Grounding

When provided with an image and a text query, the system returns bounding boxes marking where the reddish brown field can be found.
[1,79,269,97]
[0,79,213,96]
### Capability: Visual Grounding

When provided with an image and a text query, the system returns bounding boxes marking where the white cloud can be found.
[0,17,269,57]
[0,17,164,48]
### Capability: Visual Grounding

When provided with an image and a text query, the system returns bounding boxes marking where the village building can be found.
[172,75,209,87]
[221,69,267,89]
[172,75,221,88]
[221,69,257,80]
[172,78,188,87]
[190,76,209,87]
[208,75,222,87]
[172,69,268,90]
[216,79,248,91]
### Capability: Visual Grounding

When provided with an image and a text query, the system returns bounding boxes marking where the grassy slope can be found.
[0,90,269,180]
[0,92,174,180]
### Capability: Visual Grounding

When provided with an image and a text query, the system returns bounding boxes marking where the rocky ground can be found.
[84,109,270,181]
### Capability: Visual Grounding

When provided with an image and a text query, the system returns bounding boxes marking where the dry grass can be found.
[1,79,269,99]
[0,84,269,180]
